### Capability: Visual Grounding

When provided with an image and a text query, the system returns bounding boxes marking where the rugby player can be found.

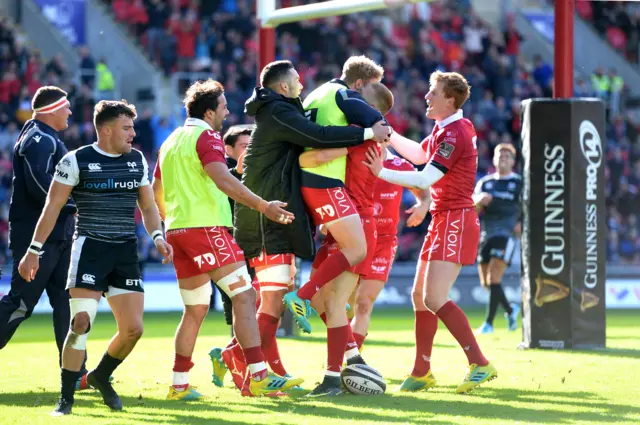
[364,71,497,394]
[19,100,173,415]
[474,143,522,334]
[152,80,303,399]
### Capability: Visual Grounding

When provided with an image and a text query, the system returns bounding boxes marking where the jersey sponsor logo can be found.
[81,274,96,284]
[194,253,216,268]
[315,205,335,219]
[61,158,71,167]
[33,135,42,143]
[333,187,352,215]
[88,163,102,172]
[212,144,224,152]
[83,179,141,190]
[127,162,138,172]
[373,202,383,216]
[207,131,221,140]
[437,142,455,159]
[379,192,397,200]
[392,158,403,166]
[126,279,143,287]
[508,181,516,190]
[209,227,232,264]
[446,219,461,258]
[446,130,458,137]
[56,169,69,179]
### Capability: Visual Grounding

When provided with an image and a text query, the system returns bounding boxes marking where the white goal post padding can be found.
[258,0,432,28]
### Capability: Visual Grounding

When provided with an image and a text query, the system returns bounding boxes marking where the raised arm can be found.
[299,148,348,168]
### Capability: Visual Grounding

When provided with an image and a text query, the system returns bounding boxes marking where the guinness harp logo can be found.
[580,291,600,312]
[534,276,570,307]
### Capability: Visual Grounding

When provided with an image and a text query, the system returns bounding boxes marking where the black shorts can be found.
[66,236,144,297]
[477,234,517,265]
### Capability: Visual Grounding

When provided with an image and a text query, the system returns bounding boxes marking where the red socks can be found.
[297,251,351,300]
[437,301,488,366]
[353,333,366,351]
[411,310,438,376]
[257,313,287,376]
[327,325,349,373]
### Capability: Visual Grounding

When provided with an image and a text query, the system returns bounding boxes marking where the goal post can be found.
[256,0,432,75]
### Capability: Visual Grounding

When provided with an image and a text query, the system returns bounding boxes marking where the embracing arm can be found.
[299,148,348,168]
[272,103,370,149]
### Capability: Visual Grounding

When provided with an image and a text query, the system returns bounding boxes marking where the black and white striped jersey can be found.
[54,143,149,242]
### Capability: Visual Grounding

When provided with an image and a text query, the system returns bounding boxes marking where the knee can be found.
[233,288,256,306]
[411,289,424,309]
[125,324,144,342]
[355,296,374,316]
[352,244,367,264]
[423,294,445,313]
[72,312,91,334]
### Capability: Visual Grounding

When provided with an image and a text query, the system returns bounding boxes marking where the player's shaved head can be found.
[362,82,394,116]
[260,60,295,89]
[93,100,137,129]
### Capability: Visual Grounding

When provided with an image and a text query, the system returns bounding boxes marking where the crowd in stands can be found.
[579,0,640,65]
[2,0,640,265]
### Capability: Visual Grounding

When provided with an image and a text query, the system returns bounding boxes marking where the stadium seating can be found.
[2,1,639,264]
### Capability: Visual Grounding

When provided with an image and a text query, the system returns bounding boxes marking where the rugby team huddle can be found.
[11,55,515,416]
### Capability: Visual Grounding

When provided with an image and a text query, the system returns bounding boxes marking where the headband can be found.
[34,97,70,114]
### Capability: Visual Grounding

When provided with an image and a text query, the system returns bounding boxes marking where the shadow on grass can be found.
[3,385,639,425]
[288,334,457,350]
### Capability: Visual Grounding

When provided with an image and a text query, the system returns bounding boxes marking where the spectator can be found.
[608,68,624,115]
[96,57,115,100]
[532,54,553,91]
[78,45,96,88]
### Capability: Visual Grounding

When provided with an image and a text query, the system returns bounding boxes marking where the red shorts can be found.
[301,186,358,226]
[363,235,398,282]
[249,250,295,292]
[312,216,377,277]
[420,208,480,265]
[166,227,245,279]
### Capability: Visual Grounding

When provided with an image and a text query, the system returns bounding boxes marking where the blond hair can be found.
[495,142,516,157]
[362,82,394,116]
[342,55,384,85]
[429,70,471,110]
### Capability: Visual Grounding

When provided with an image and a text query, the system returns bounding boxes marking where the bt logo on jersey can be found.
[83,179,141,190]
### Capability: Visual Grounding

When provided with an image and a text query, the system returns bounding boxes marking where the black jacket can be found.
[9,120,76,247]
[234,87,366,260]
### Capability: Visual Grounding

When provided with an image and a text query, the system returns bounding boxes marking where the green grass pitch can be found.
[0,308,639,425]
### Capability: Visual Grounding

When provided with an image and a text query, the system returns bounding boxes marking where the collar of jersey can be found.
[92,143,121,157]
[184,117,212,130]
[436,110,463,128]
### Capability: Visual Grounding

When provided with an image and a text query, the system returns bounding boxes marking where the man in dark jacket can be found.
[232,60,389,380]
[0,86,89,386]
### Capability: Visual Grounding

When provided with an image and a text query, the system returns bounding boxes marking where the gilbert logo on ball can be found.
[340,364,386,395]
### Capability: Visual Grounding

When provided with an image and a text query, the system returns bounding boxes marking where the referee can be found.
[0,87,87,377]
[474,143,522,334]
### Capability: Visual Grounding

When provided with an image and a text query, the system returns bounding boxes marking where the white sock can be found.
[325,370,341,378]
[172,372,189,391]
[248,361,267,376]
[345,347,360,360]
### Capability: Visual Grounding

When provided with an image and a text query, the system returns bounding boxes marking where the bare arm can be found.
[204,162,294,223]
[390,131,427,165]
[299,148,348,168]
[138,184,173,264]
[152,178,166,221]
[137,184,165,238]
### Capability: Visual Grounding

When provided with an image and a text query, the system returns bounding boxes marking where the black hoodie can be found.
[235,87,366,260]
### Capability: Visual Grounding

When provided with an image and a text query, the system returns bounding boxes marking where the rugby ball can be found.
[340,364,386,395]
